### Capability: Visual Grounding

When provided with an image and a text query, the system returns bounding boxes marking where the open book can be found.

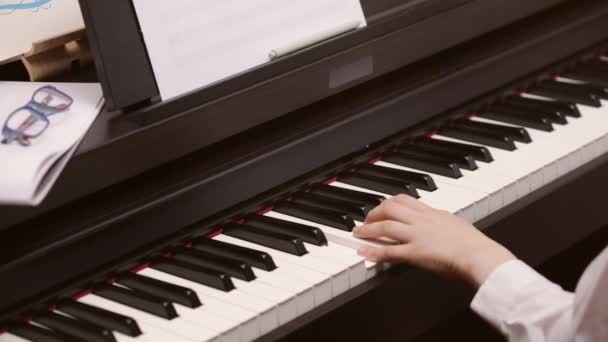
[0,82,103,206]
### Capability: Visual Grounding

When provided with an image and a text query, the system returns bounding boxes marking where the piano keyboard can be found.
[4,58,608,342]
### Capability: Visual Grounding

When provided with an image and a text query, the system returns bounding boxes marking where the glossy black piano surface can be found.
[0,0,569,232]
[2,1,608,341]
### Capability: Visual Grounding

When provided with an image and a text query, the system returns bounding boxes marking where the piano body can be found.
[2,0,608,341]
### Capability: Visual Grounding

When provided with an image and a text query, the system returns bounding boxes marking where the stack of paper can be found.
[0,82,103,206]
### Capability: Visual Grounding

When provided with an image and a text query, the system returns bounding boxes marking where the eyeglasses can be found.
[1,86,74,146]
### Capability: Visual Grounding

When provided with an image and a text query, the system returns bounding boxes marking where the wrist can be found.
[462,241,516,288]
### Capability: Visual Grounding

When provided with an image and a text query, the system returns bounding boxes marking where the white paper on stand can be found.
[132,0,367,100]
[0,82,104,206]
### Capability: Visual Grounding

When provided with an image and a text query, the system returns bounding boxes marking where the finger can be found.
[353,221,413,242]
[365,198,417,224]
[357,245,412,263]
[391,194,433,212]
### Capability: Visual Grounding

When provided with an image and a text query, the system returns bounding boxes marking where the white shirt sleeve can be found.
[470,246,608,342]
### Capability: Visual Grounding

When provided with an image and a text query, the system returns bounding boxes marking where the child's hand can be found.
[353,195,515,287]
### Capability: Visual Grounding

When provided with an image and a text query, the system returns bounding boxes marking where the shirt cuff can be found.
[470,259,552,330]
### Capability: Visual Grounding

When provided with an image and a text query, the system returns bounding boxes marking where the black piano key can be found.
[94,285,178,320]
[455,118,533,143]
[529,80,601,107]
[151,259,235,292]
[382,150,464,178]
[224,222,309,256]
[93,284,178,320]
[495,104,568,125]
[563,62,608,88]
[59,300,141,337]
[500,103,568,125]
[274,202,357,232]
[504,96,581,118]
[173,249,256,281]
[116,273,202,308]
[449,122,527,147]
[338,172,420,197]
[402,142,478,170]
[310,184,384,207]
[190,238,277,271]
[290,191,372,221]
[479,105,554,132]
[10,323,76,342]
[582,83,608,100]
[34,312,116,342]
[441,123,519,150]
[246,215,328,246]
[415,137,494,163]
[356,163,438,191]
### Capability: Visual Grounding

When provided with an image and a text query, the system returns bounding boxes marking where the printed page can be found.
[0,0,85,62]
[132,0,367,100]
[0,82,103,206]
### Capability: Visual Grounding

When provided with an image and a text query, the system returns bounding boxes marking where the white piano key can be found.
[331,178,477,220]
[215,235,335,305]
[519,95,608,146]
[554,76,586,85]
[338,176,470,215]
[133,323,196,342]
[302,242,367,288]
[371,161,488,221]
[431,135,532,200]
[165,305,239,342]
[248,267,316,315]
[324,99,608,228]
[435,135,532,180]
[230,278,297,325]
[0,333,30,342]
[180,284,277,335]
[263,250,350,297]
[263,211,386,279]
[264,210,387,250]
[470,117,580,184]
[505,98,608,168]
[112,324,190,342]
[138,268,264,339]
[267,242,359,291]
[238,236,365,303]
[457,124,560,185]
[328,181,466,224]
[79,294,217,342]
[430,99,608,217]
[334,163,485,222]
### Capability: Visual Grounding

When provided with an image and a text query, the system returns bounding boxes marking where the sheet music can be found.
[132,0,367,100]
[0,0,84,62]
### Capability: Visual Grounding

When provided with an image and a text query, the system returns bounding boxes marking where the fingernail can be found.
[352,226,361,235]
[357,247,370,256]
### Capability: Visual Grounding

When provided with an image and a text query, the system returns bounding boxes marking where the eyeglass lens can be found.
[6,108,49,137]
[32,86,73,112]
